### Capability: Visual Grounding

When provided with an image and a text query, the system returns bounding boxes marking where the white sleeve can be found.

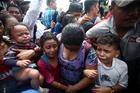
[86,16,114,39]
[23,0,43,31]
[36,20,46,39]
[86,22,109,39]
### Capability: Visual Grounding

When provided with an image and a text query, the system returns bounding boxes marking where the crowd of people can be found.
[0,0,140,93]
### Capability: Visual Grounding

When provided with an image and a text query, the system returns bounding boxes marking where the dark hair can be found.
[46,0,56,6]
[0,7,4,11]
[111,1,116,8]
[0,14,4,22]
[7,4,22,14]
[20,1,30,14]
[84,0,98,13]
[96,33,121,50]
[20,1,30,6]
[1,14,17,27]
[61,14,76,28]
[61,23,85,45]
[0,14,4,30]
[67,3,82,13]
[8,23,29,37]
[40,32,58,48]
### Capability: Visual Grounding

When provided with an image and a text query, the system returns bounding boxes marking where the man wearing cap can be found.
[79,0,100,32]
[86,0,140,92]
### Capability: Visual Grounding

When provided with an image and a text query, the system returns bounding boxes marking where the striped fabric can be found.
[41,8,58,28]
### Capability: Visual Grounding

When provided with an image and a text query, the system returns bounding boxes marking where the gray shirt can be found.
[86,16,140,61]
[97,58,128,88]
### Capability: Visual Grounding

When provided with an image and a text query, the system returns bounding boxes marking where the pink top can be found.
[37,57,61,84]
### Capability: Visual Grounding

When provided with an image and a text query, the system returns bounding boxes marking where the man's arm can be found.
[23,0,43,31]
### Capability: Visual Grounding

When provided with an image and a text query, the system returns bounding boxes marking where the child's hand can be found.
[65,85,77,93]
[92,85,111,93]
[16,60,31,68]
[51,20,55,29]
[84,69,97,78]
[34,46,41,52]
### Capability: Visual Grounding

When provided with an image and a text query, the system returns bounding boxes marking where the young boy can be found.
[58,23,97,93]
[3,23,43,90]
[84,33,128,93]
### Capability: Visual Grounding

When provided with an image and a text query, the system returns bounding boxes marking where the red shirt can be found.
[37,57,61,84]
[0,59,11,80]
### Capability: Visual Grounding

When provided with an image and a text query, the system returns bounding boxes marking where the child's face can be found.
[11,25,31,45]
[96,43,119,64]
[43,39,58,58]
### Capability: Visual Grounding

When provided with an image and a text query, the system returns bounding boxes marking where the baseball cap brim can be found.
[112,0,134,7]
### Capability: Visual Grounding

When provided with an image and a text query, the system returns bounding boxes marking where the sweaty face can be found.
[111,2,140,28]
[96,44,119,65]
[43,39,58,58]
[0,20,4,37]
[8,7,22,22]
[11,25,31,45]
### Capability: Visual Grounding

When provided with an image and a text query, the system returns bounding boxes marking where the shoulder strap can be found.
[41,53,49,68]
[84,42,91,61]
[81,17,94,31]
[82,21,93,29]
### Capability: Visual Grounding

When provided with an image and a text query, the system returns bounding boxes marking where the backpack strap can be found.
[82,17,97,28]
[81,17,95,32]
[41,53,49,68]
[82,21,93,29]
[84,42,91,62]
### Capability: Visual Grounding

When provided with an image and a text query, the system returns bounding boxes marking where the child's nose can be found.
[50,47,55,52]
[100,51,104,56]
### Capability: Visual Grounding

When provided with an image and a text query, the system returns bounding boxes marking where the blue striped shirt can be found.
[41,8,58,28]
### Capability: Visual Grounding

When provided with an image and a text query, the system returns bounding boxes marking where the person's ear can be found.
[115,50,120,58]
[109,5,114,14]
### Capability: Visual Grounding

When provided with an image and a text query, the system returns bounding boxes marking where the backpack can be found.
[80,17,97,32]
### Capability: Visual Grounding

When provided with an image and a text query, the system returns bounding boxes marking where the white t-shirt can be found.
[97,58,128,88]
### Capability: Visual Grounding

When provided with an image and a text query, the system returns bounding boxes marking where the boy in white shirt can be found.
[84,33,128,93]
